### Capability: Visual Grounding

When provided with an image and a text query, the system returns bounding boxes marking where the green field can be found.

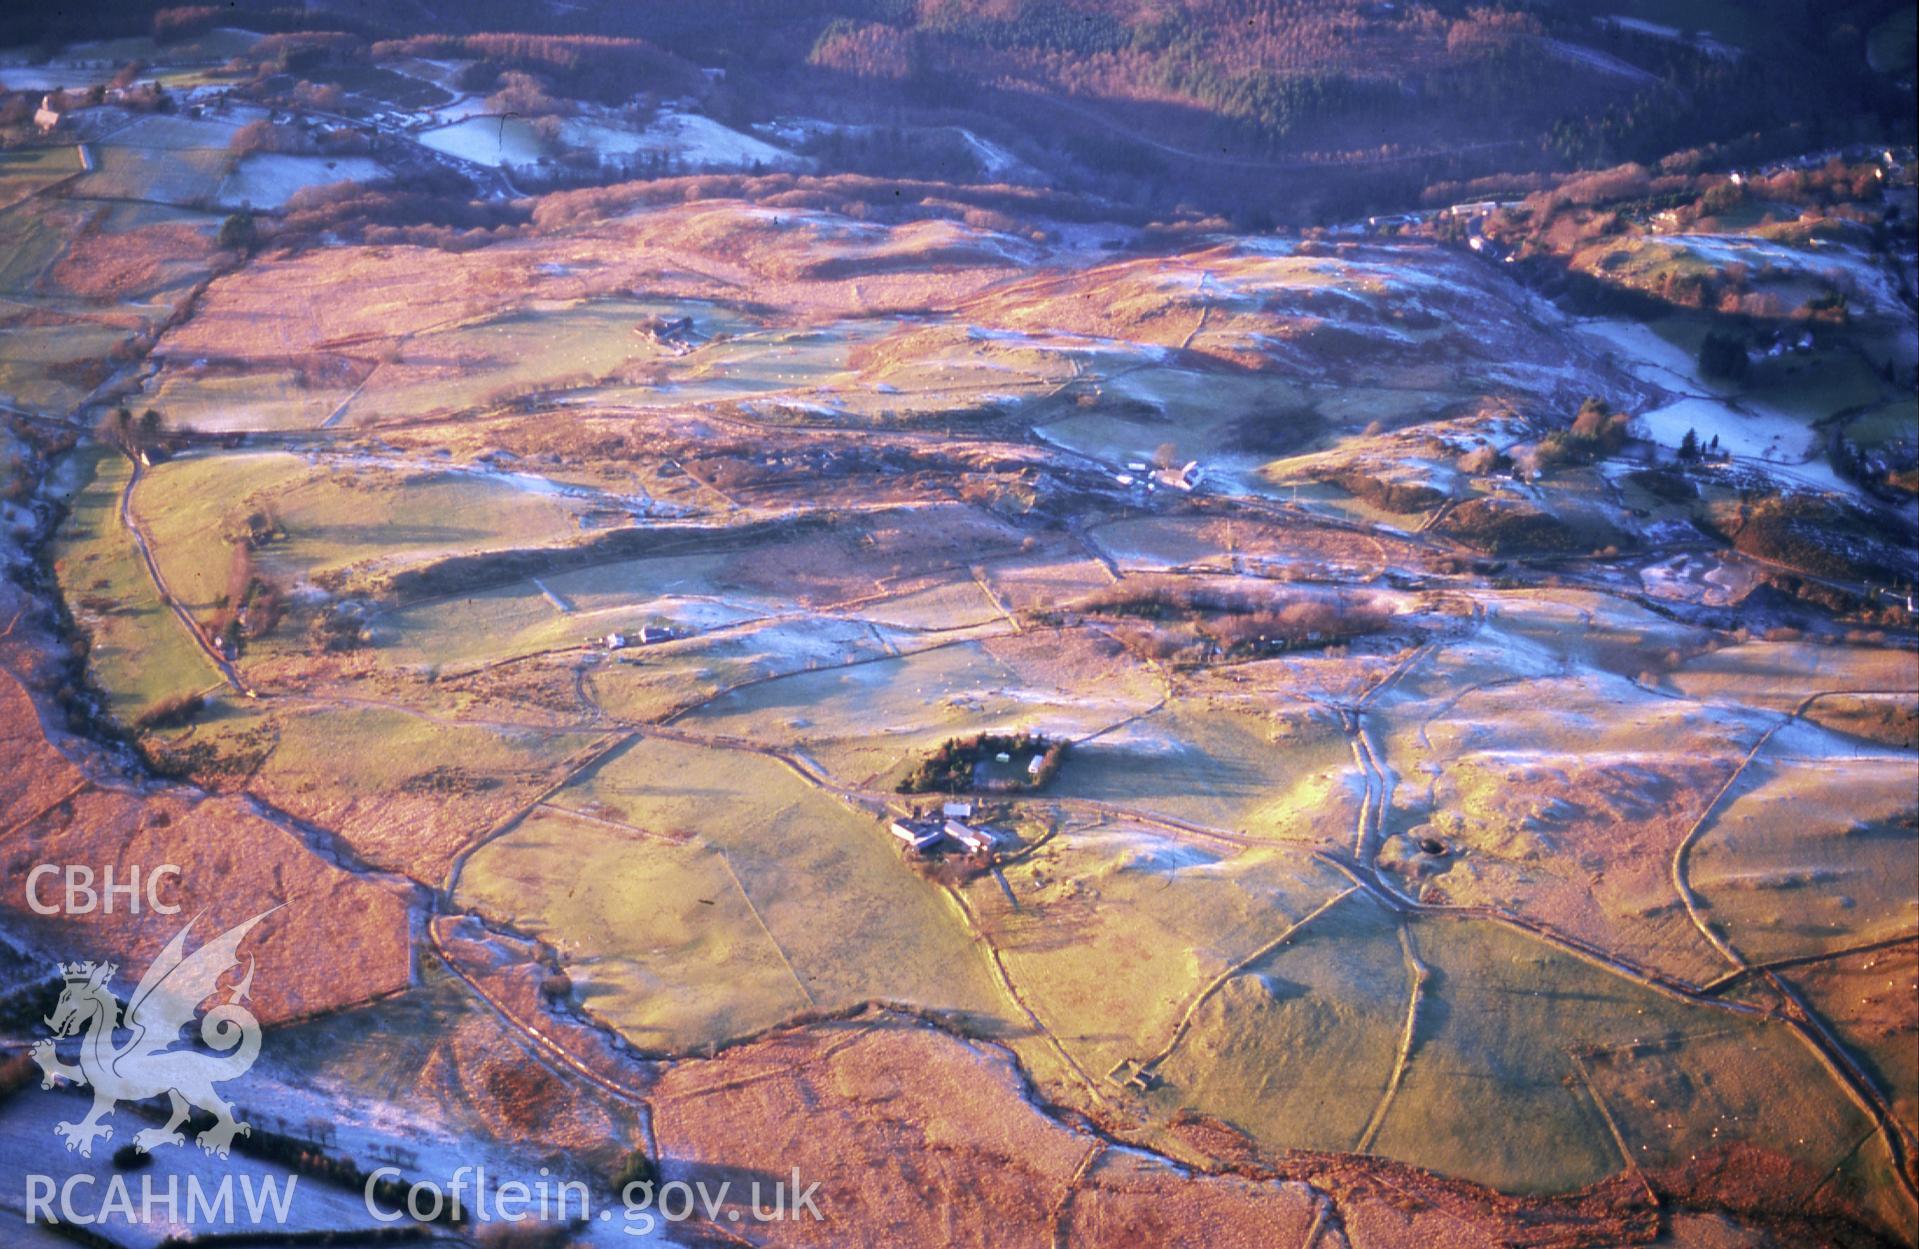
[677,635,1153,787]
[342,298,730,425]
[130,450,311,619]
[318,62,453,110]
[964,825,1356,1113]
[0,145,83,209]
[0,315,126,412]
[52,447,224,721]
[462,734,1013,1050]
[1786,944,1919,1153]
[1145,889,1423,1156]
[59,28,259,67]
[460,808,817,1048]
[1149,901,1873,1194]
[1049,697,1355,838]
[99,112,243,152]
[82,145,231,205]
[383,566,766,674]
[1035,364,1352,497]
[1670,639,1919,712]
[144,364,359,433]
[1747,348,1896,423]
[257,703,599,805]
[246,702,604,875]
[586,615,900,723]
[1846,395,1919,452]
[0,198,217,311]
[1689,747,1919,967]
[583,318,888,413]
[135,450,594,605]
[0,206,67,293]
[377,528,860,674]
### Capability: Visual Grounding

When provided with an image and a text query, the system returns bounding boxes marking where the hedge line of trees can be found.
[1071,582,1396,659]
[898,731,1065,794]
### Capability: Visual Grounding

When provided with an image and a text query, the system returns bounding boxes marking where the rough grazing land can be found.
[0,108,1913,1248]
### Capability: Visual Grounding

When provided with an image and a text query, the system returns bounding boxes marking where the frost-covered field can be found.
[565,111,800,170]
[418,114,545,167]
[217,154,387,209]
[1580,317,1869,497]
[1640,232,1915,321]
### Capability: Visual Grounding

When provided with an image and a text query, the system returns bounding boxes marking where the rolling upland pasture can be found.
[0,67,1912,1246]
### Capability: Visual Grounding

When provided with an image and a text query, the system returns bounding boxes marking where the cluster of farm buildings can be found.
[887,802,1001,857]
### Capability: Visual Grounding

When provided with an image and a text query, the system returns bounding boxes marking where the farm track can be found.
[1294,1200,1335,1249]
[714,844,818,1012]
[239,792,424,894]
[0,778,94,843]
[422,916,652,1107]
[120,453,258,699]
[1415,496,1457,534]
[1671,686,1919,974]
[1048,1141,1106,1249]
[1175,270,1213,352]
[1569,1047,1641,1180]
[941,879,1107,1106]
[1355,921,1428,1153]
[41,248,257,701]
[971,564,1023,633]
[1700,933,1919,994]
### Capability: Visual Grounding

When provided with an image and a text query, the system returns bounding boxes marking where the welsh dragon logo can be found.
[31,910,272,1160]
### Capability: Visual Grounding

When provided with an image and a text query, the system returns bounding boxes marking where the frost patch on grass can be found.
[418,114,545,167]
[218,154,387,209]
[556,111,802,171]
